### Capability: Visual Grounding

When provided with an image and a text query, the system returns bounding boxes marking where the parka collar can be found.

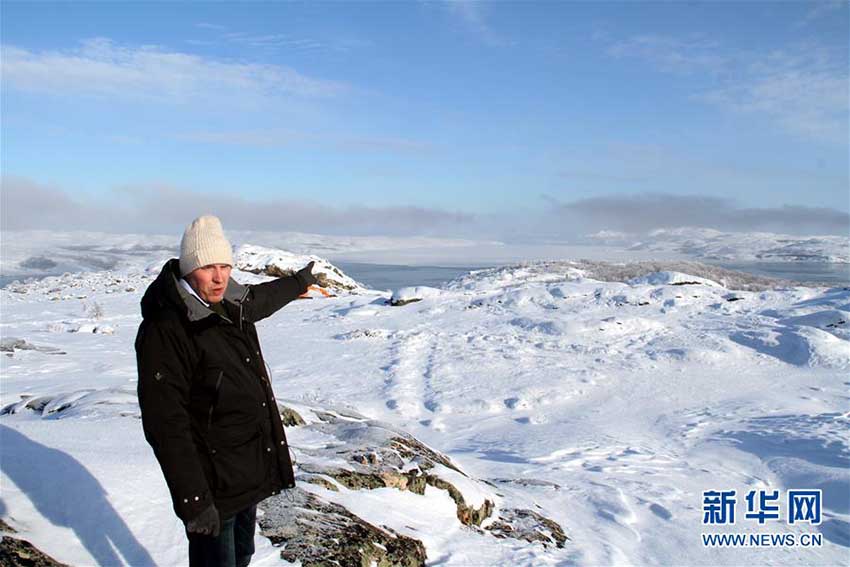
[142,258,248,323]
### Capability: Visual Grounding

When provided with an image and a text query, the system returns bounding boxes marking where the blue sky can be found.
[1,1,848,238]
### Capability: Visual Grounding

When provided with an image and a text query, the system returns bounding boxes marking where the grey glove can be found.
[187,504,220,537]
[295,261,318,288]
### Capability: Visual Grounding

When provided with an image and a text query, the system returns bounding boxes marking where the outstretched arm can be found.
[241,261,316,323]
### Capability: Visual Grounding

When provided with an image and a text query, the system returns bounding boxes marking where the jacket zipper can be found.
[238,286,250,332]
[207,370,223,428]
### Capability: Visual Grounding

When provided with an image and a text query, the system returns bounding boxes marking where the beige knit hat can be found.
[179,215,234,276]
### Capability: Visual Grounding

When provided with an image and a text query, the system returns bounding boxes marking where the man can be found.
[136,215,317,567]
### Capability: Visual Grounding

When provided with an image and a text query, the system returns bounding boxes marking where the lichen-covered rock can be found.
[424,473,494,526]
[0,519,16,533]
[285,403,498,529]
[485,507,569,549]
[0,535,69,567]
[259,489,426,567]
[277,403,305,426]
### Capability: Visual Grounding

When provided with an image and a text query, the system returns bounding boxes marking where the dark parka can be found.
[136,259,308,523]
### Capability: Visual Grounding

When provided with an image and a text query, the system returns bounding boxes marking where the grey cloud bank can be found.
[0,176,473,237]
[1,177,847,242]
[550,193,849,237]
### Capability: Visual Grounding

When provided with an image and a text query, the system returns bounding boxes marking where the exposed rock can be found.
[491,477,561,490]
[485,507,568,549]
[388,436,462,473]
[425,474,494,526]
[335,328,392,340]
[0,396,52,416]
[259,489,426,567]
[389,286,441,307]
[0,519,16,533]
[277,404,305,426]
[0,339,65,355]
[300,474,340,491]
[0,535,69,567]
[297,463,428,496]
[389,297,422,307]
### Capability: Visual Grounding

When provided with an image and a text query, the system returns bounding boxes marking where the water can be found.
[331,262,487,291]
[711,261,850,285]
[335,261,849,289]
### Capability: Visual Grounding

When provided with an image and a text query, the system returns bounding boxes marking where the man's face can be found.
[186,264,232,304]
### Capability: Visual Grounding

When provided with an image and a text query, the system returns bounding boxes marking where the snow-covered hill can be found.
[1,249,848,565]
[589,227,850,264]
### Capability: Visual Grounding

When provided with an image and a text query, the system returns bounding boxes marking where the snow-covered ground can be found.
[1,235,849,566]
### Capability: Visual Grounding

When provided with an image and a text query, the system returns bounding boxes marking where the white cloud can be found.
[222,32,325,51]
[0,38,347,104]
[444,1,509,47]
[195,22,227,31]
[174,129,432,153]
[698,47,849,144]
[189,22,367,53]
[606,34,849,144]
[797,0,846,27]
[607,34,726,74]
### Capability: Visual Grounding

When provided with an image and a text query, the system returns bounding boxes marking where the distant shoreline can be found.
[2,258,848,291]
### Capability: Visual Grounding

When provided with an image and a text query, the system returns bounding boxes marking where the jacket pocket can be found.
[208,424,266,498]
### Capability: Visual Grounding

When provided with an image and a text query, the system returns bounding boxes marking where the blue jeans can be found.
[187,505,256,567]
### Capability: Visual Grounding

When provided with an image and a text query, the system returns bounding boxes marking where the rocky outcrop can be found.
[258,402,568,565]
[235,245,366,294]
[259,489,427,567]
[0,519,68,566]
[0,534,68,567]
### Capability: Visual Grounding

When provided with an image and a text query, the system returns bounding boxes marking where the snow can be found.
[626,270,724,287]
[1,233,849,566]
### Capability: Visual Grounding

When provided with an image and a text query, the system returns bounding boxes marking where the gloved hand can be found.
[187,504,220,537]
[295,261,318,288]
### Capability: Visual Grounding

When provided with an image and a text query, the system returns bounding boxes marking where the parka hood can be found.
[140,258,248,322]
